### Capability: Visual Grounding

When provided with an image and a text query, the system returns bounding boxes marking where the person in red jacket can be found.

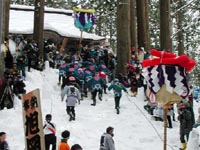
[99,71,107,94]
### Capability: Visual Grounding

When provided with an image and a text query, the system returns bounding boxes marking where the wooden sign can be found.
[22,88,45,150]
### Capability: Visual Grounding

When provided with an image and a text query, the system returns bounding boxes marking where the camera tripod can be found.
[0,84,14,110]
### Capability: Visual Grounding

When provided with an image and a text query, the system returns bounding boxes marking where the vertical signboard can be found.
[22,88,45,150]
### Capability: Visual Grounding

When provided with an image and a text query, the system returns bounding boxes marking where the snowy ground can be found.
[0,66,199,150]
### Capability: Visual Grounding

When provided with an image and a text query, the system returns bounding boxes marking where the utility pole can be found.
[33,0,44,60]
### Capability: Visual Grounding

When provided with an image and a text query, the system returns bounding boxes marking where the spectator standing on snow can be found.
[58,130,70,150]
[107,53,117,82]
[43,114,57,150]
[100,126,115,150]
[177,100,195,150]
[0,132,10,150]
[16,51,28,80]
[4,50,13,69]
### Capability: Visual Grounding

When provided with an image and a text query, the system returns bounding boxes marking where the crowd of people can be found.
[0,35,148,150]
[143,87,198,150]
[1,35,199,150]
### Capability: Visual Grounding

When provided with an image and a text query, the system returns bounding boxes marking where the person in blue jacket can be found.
[89,72,105,106]
[193,87,199,102]
[108,78,127,114]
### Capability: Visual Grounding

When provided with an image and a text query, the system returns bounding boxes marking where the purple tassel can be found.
[79,12,86,26]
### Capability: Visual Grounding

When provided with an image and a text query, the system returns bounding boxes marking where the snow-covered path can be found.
[0,67,194,150]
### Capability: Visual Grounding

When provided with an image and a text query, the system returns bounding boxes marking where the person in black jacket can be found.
[4,50,13,69]
[0,132,10,150]
[177,100,195,150]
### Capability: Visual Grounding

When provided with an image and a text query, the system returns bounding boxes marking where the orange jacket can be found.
[58,141,70,150]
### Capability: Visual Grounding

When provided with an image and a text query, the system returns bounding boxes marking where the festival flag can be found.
[73,7,95,31]
[73,6,95,47]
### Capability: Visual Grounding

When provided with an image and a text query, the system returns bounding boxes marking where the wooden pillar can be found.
[33,0,44,60]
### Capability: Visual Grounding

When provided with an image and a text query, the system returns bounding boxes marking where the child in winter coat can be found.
[108,78,127,114]
[43,114,56,150]
[58,130,70,150]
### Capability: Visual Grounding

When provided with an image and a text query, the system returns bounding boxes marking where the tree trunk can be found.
[144,0,150,51]
[136,0,150,50]
[33,0,44,60]
[160,0,172,52]
[116,0,131,74]
[0,0,5,78]
[176,0,185,55]
[97,16,102,36]
[4,0,10,39]
[130,0,138,53]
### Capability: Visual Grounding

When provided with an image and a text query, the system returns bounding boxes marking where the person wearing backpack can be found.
[61,77,81,121]
[100,132,107,150]
[100,126,115,150]
[43,114,57,150]
[108,78,128,114]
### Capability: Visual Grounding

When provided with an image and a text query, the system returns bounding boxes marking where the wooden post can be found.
[163,103,173,150]
[60,38,68,52]
[77,30,83,57]
[163,106,168,150]
[79,30,83,47]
